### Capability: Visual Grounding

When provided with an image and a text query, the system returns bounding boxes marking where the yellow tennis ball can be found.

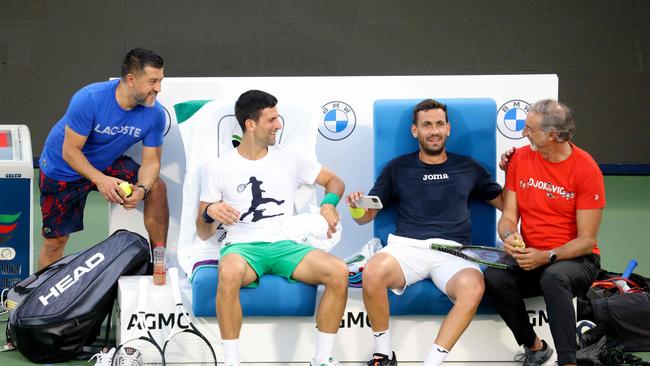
[513,239,526,248]
[349,206,366,219]
[119,182,133,197]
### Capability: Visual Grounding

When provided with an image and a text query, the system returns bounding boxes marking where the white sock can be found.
[314,330,337,364]
[373,329,392,357]
[423,343,449,366]
[222,339,239,366]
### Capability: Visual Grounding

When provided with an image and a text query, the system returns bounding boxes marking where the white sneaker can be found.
[115,347,143,366]
[89,347,115,366]
[310,357,342,366]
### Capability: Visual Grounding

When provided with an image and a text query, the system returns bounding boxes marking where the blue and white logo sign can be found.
[497,100,530,139]
[319,101,356,141]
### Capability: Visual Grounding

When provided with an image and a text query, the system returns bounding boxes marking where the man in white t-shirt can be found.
[196,90,348,366]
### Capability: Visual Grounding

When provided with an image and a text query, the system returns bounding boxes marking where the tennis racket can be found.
[236,182,249,192]
[112,277,166,366]
[162,267,217,365]
[430,243,517,269]
[392,235,518,269]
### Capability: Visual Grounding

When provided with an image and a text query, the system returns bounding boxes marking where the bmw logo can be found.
[318,101,356,141]
[497,100,530,139]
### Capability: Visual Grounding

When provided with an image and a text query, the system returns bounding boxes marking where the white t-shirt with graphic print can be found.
[200,144,322,244]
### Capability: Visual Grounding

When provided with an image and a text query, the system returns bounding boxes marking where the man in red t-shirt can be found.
[485,100,604,366]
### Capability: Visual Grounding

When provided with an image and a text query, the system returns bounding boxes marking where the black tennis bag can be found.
[6,230,151,363]
[578,270,650,352]
[591,292,650,351]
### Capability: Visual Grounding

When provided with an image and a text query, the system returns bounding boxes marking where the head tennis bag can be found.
[6,230,151,363]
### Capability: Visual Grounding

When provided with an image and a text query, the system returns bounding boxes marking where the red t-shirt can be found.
[505,144,605,254]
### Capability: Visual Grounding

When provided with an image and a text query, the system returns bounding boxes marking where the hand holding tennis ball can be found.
[513,239,526,248]
[118,181,133,198]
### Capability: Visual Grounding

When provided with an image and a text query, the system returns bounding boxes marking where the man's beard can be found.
[419,136,445,156]
[134,92,156,107]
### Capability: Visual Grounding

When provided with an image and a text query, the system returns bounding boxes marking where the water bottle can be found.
[153,242,166,285]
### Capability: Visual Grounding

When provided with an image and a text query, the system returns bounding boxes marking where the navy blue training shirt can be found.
[369,151,502,244]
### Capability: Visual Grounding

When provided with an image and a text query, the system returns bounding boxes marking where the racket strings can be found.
[113,339,164,366]
[461,247,517,266]
[164,331,216,365]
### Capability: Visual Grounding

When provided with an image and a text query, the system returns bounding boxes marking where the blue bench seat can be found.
[192,266,317,317]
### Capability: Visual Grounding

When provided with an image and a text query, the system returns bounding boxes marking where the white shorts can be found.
[380,235,482,296]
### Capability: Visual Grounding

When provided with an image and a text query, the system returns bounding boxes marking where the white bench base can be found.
[118,275,559,364]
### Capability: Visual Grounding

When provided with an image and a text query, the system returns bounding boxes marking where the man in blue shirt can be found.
[347,99,502,366]
[38,48,169,268]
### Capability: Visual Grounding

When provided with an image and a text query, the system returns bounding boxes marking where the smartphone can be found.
[355,195,383,209]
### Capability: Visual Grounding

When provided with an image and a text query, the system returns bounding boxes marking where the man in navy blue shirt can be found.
[347,99,502,366]
[38,48,169,268]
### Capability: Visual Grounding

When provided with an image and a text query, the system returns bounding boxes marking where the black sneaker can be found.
[514,340,553,366]
[366,352,397,366]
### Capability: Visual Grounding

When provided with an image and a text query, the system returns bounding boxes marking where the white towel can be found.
[343,237,383,273]
[280,212,342,252]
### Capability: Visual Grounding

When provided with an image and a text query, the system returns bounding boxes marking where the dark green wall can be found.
[599,176,650,276]
[1,0,649,163]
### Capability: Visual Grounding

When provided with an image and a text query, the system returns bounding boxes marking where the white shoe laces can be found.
[116,348,143,366]
[89,347,115,366]
[311,357,341,366]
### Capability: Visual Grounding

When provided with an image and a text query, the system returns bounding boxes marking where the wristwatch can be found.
[137,184,149,200]
[548,250,558,264]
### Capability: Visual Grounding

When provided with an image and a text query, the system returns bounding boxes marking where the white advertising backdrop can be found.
[109,74,558,271]
[110,75,560,364]
[118,275,559,364]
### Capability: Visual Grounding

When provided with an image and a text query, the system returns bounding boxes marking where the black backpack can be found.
[6,230,151,363]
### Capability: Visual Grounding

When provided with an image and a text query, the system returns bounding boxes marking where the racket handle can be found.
[138,277,148,310]
[614,280,632,293]
[169,267,182,304]
[622,259,638,279]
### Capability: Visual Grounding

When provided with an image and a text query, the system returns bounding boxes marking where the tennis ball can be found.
[349,206,366,219]
[119,182,133,197]
[576,319,596,338]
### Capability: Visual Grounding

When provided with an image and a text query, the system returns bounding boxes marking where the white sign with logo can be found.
[109,74,558,265]
[118,275,558,364]
[111,75,559,363]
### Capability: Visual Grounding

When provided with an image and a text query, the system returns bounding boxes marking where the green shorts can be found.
[220,240,315,288]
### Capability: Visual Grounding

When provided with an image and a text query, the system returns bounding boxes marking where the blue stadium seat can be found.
[192,266,317,317]
[372,98,498,315]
